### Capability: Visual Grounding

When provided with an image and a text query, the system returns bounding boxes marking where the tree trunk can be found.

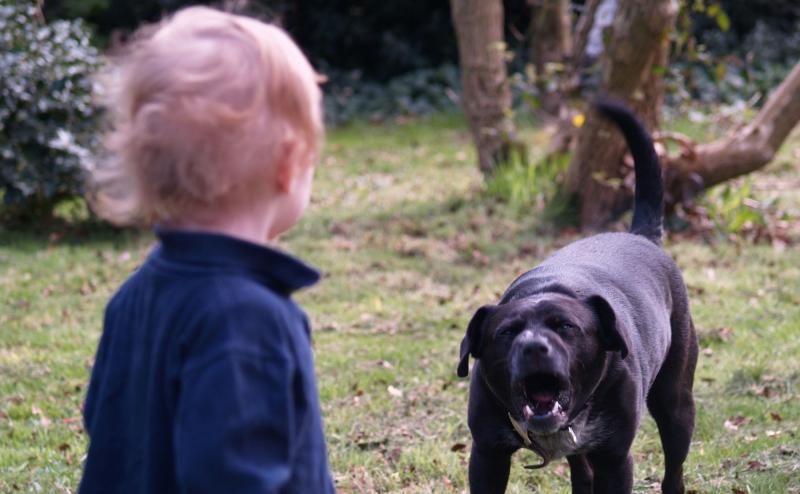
[528,0,573,116]
[664,60,800,206]
[563,0,602,94]
[573,0,601,65]
[565,0,678,231]
[451,0,516,176]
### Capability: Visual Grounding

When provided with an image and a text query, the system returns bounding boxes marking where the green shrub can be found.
[324,65,461,126]
[669,0,800,106]
[0,3,101,221]
[485,152,573,223]
[667,177,796,243]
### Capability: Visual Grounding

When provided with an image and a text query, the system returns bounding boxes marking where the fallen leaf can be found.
[766,430,781,438]
[387,385,403,398]
[384,447,402,464]
[724,415,751,430]
[450,443,467,452]
[760,386,779,399]
[698,327,734,344]
[356,438,388,450]
[731,415,751,426]
[746,460,766,471]
[769,412,783,422]
[718,327,734,340]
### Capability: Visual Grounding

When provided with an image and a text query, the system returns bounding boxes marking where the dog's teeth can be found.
[554,401,562,414]
[523,405,533,420]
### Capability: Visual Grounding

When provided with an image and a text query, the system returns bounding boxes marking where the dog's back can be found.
[503,233,679,395]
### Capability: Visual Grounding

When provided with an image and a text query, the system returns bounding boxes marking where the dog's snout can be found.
[523,336,551,357]
[511,331,565,380]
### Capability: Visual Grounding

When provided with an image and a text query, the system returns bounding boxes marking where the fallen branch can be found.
[663,60,800,205]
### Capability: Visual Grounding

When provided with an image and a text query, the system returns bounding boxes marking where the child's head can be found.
[91,6,323,233]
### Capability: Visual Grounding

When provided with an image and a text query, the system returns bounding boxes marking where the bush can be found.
[324,65,461,126]
[485,152,573,223]
[668,0,800,107]
[0,3,101,221]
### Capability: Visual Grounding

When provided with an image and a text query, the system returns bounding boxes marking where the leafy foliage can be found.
[669,1,800,106]
[324,65,461,126]
[0,3,101,220]
[670,178,798,244]
[486,152,573,223]
[704,180,767,233]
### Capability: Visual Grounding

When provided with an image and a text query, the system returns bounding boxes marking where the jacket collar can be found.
[154,229,320,295]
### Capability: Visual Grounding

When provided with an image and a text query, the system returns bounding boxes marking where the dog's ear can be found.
[458,305,496,378]
[586,295,630,359]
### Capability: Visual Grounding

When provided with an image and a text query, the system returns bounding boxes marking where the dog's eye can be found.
[496,327,513,337]
[552,320,577,332]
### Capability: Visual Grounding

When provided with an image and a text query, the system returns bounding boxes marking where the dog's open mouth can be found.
[517,373,569,422]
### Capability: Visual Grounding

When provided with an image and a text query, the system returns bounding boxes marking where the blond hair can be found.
[90,6,323,225]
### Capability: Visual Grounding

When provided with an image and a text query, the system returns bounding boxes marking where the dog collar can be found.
[508,413,578,446]
[508,413,578,469]
[508,413,533,446]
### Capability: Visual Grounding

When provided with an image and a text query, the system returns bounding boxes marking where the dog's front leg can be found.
[567,454,593,494]
[587,451,633,494]
[468,444,512,494]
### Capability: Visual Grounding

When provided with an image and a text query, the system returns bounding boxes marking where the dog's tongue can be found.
[529,391,558,416]
[530,392,556,402]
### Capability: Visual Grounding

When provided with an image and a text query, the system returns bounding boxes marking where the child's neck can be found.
[162,203,280,245]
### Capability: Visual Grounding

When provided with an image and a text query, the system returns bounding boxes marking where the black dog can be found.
[457,100,698,494]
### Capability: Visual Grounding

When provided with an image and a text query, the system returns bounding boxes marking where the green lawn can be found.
[1,115,798,493]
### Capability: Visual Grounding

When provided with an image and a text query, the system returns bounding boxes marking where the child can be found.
[80,7,334,493]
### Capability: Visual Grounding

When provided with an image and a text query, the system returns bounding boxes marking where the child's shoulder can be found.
[111,255,301,332]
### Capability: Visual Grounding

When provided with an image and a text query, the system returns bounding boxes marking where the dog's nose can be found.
[522,336,551,357]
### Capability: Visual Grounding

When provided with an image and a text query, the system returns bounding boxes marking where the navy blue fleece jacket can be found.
[79,230,335,494]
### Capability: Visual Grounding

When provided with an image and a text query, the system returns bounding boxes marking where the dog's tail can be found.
[595,98,663,243]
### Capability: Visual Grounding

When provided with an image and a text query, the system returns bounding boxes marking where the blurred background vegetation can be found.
[38,0,800,118]
[31,1,799,114]
[1,0,799,232]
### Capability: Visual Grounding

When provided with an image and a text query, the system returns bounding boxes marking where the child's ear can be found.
[275,139,302,194]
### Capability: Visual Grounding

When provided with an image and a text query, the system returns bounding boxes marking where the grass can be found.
[1,113,799,493]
